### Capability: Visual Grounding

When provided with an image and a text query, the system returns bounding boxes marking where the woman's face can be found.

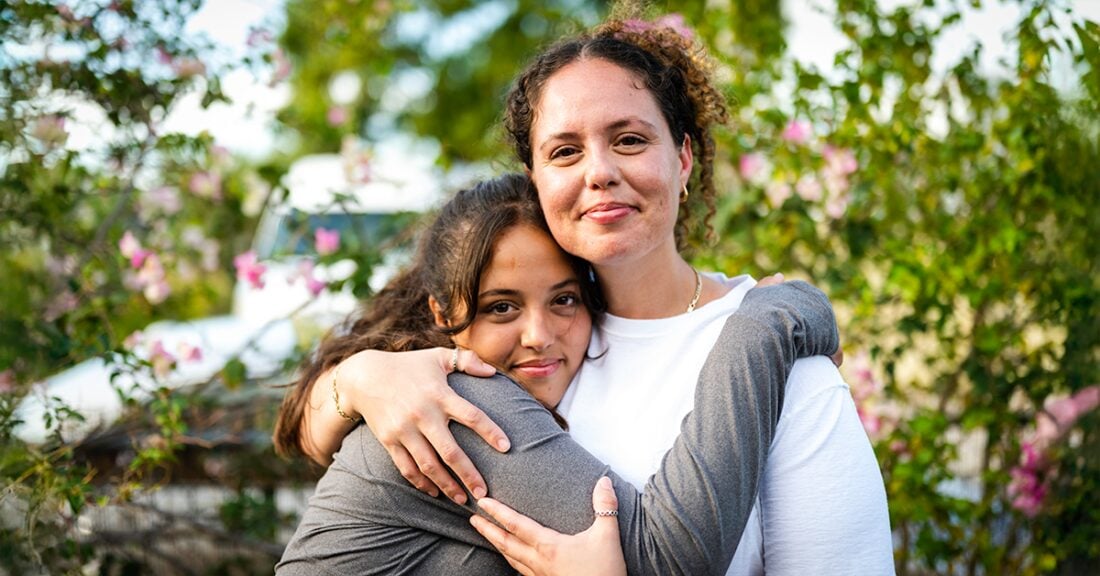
[441,224,591,409]
[527,58,693,268]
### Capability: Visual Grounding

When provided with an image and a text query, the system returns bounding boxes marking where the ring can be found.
[594,510,618,517]
[451,348,459,372]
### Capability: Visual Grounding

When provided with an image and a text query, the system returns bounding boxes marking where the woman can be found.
[290,16,892,575]
[275,173,838,575]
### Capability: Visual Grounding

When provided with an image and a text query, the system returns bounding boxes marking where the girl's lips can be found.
[512,359,561,379]
[583,203,634,225]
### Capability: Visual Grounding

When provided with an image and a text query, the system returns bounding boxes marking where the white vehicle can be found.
[16,152,441,444]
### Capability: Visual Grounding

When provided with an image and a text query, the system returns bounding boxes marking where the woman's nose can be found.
[584,148,620,190]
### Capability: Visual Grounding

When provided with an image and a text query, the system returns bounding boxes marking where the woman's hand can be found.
[754,273,844,367]
[305,347,504,504]
[471,476,626,576]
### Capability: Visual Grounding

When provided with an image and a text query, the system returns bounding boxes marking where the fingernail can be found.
[598,476,612,489]
[452,492,467,505]
[496,438,510,452]
[472,486,487,500]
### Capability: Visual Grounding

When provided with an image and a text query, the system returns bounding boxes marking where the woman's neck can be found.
[595,249,705,319]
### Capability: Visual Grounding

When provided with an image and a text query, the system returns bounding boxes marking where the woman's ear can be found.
[428,296,450,328]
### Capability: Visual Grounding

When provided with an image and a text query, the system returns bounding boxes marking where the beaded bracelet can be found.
[331,363,359,423]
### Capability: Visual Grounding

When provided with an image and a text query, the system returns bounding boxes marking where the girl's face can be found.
[436,224,591,409]
[527,58,693,269]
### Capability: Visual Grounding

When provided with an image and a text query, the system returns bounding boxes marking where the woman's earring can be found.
[680,182,690,203]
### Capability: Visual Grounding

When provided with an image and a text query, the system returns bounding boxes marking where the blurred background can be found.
[1,0,1097,574]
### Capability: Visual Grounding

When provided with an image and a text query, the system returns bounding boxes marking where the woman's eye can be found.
[616,135,647,148]
[549,146,579,161]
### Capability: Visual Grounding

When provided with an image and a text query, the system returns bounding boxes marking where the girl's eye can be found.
[616,135,647,148]
[485,301,518,316]
[552,293,580,309]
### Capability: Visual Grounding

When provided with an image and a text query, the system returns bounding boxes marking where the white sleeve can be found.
[760,356,895,575]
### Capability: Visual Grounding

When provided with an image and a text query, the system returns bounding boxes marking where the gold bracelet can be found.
[331,363,359,423]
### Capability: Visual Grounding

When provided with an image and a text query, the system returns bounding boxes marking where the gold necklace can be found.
[686,268,702,313]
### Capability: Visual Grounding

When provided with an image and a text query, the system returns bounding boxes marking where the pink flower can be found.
[156,46,173,65]
[136,253,164,286]
[188,171,222,199]
[143,279,171,304]
[247,27,273,47]
[825,192,851,220]
[124,330,144,350]
[142,186,182,216]
[119,231,141,258]
[781,120,812,145]
[654,14,695,40]
[44,290,79,322]
[765,181,793,207]
[149,340,176,379]
[327,106,349,126]
[0,370,15,394]
[176,342,203,363]
[795,174,822,202]
[172,57,206,78]
[738,152,767,183]
[1036,385,1100,444]
[234,250,267,289]
[31,114,68,147]
[824,145,858,176]
[314,228,340,256]
[270,48,292,86]
[857,407,882,437]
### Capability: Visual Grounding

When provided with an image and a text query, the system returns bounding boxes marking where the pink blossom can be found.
[234,250,267,289]
[247,27,273,47]
[825,192,851,220]
[290,260,328,297]
[119,230,141,258]
[136,253,164,286]
[56,5,75,20]
[270,48,292,86]
[143,186,182,215]
[124,330,144,350]
[0,370,15,394]
[781,120,812,145]
[765,181,793,207]
[44,290,79,321]
[149,340,176,378]
[795,174,822,202]
[857,406,882,437]
[654,14,695,40]
[738,152,767,182]
[176,342,203,363]
[31,115,68,147]
[327,106,349,126]
[156,46,173,65]
[143,280,170,304]
[314,228,340,256]
[172,57,206,78]
[188,171,222,199]
[824,145,858,176]
[889,440,908,455]
[1036,385,1100,444]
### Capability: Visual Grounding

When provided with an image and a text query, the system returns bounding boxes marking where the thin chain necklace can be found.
[686,267,702,313]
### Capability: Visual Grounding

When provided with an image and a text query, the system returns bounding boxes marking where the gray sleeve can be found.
[277,280,837,576]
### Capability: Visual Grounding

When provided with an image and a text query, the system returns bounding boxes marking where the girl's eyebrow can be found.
[478,278,579,299]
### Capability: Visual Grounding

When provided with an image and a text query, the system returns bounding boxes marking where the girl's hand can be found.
[753,273,844,367]
[307,347,503,504]
[471,476,626,576]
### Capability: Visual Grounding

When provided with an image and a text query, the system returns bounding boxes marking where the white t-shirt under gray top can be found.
[560,274,894,574]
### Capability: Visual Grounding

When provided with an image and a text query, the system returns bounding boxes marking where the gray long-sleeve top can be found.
[276,281,839,575]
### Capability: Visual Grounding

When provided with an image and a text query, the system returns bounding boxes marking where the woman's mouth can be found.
[583,203,634,225]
